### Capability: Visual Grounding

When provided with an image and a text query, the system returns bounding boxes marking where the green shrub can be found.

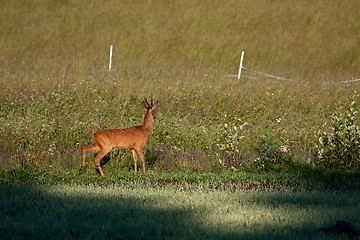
[249,131,292,172]
[314,97,360,170]
[214,114,248,169]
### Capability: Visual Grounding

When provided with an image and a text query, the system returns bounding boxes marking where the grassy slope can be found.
[1,0,359,79]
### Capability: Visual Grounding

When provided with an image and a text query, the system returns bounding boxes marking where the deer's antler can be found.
[144,96,150,108]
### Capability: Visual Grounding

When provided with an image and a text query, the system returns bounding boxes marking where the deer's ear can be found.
[152,101,158,110]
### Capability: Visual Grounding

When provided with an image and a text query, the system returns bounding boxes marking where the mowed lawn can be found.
[1,183,359,240]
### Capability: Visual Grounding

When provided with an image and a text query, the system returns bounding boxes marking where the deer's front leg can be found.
[131,149,138,174]
[136,150,146,174]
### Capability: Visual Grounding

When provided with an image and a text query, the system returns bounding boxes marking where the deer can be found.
[79,96,158,176]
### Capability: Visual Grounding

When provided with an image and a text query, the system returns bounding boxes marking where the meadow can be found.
[1,0,360,239]
[1,182,359,240]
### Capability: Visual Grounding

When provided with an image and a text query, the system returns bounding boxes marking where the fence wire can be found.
[230,65,360,85]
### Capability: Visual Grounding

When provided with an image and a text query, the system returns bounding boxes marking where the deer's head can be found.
[143,96,158,119]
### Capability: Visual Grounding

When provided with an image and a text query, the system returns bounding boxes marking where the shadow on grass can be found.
[1,184,359,240]
[0,184,222,240]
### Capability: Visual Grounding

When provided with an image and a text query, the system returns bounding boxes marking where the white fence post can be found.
[238,51,244,80]
[109,45,113,71]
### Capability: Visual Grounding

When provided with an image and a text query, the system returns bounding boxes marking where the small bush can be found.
[248,131,292,172]
[314,97,360,171]
[214,115,248,169]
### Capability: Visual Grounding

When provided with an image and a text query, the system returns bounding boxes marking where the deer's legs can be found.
[93,147,111,177]
[136,148,146,174]
[131,149,138,174]
[80,145,100,172]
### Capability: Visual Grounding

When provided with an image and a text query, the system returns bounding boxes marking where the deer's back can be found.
[92,126,149,150]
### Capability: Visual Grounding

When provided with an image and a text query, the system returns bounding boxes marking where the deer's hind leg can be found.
[80,145,100,172]
[93,146,112,177]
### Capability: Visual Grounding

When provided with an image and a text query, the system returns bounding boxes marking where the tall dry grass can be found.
[1,0,359,81]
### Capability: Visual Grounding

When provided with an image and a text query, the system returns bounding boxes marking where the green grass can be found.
[1,166,359,192]
[1,182,359,240]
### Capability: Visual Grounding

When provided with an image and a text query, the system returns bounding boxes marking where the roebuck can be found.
[79,97,158,176]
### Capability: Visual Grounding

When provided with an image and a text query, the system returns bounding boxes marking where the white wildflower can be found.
[280,145,289,154]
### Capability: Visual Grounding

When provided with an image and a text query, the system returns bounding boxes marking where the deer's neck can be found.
[141,111,153,133]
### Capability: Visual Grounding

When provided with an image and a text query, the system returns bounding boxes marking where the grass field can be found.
[1,0,360,239]
[1,182,360,240]
[1,168,360,239]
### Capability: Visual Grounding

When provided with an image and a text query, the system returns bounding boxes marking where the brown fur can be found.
[79,97,158,176]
